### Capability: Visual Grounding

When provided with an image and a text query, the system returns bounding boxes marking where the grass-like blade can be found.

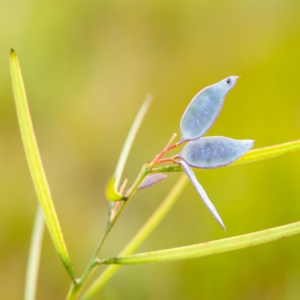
[101,220,300,265]
[10,50,75,280]
[24,206,44,300]
[105,94,152,201]
[233,139,300,165]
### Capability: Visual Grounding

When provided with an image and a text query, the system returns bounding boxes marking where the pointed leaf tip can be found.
[175,136,254,169]
[180,76,239,143]
[10,49,17,59]
[178,160,225,230]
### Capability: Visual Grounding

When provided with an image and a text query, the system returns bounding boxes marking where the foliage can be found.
[9,50,300,300]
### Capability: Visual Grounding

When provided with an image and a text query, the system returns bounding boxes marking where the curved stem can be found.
[66,164,151,299]
[81,175,188,299]
[157,157,174,164]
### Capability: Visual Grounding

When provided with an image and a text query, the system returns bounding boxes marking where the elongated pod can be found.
[175,137,254,169]
[180,76,238,143]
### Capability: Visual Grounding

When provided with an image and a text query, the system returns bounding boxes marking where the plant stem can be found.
[149,134,179,167]
[66,164,151,299]
[81,174,188,299]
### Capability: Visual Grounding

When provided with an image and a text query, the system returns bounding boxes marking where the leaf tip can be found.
[143,93,154,108]
[10,48,17,56]
[10,49,17,60]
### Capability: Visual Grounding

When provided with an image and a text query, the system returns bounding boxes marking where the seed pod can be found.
[175,136,254,169]
[180,76,238,143]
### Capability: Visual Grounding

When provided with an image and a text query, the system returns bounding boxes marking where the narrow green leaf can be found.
[152,140,300,173]
[101,220,300,265]
[233,139,300,166]
[24,206,44,300]
[10,50,75,279]
[82,175,188,299]
[105,94,152,200]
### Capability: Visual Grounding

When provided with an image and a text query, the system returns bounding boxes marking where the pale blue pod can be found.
[180,76,238,143]
[178,160,225,230]
[175,136,254,169]
[138,173,167,189]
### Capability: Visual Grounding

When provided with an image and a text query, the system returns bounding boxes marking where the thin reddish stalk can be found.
[157,158,174,164]
[150,134,179,167]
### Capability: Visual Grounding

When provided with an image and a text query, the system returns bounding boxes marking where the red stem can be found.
[157,157,174,164]
[149,134,179,167]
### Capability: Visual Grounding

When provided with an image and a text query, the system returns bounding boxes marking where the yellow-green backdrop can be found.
[1,1,300,299]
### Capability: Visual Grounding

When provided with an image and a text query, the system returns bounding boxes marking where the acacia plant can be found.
[9,49,300,300]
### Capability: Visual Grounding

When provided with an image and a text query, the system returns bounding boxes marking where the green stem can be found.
[81,174,188,299]
[66,164,151,299]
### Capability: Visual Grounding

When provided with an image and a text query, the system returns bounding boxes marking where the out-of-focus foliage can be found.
[1,1,300,299]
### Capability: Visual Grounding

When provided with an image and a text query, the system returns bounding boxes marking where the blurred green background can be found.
[1,0,300,299]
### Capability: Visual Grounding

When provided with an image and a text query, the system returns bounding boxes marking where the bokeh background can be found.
[1,0,300,299]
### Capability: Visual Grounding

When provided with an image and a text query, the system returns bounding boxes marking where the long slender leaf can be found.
[64,96,154,299]
[10,50,74,279]
[105,95,152,201]
[24,206,44,300]
[101,221,300,264]
[233,139,300,165]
